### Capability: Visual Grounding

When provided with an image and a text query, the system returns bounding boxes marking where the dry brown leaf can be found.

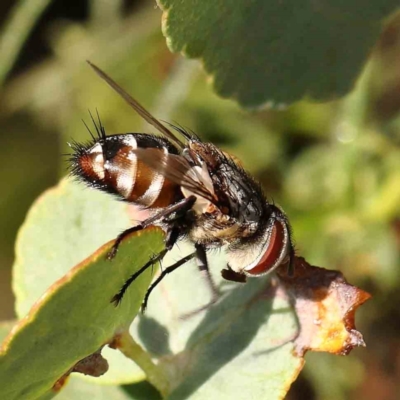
[277,257,371,356]
[71,349,109,377]
[52,348,109,393]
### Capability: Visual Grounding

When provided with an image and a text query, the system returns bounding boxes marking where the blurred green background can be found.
[1,1,400,399]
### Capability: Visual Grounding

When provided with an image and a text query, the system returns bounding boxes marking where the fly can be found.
[69,61,295,312]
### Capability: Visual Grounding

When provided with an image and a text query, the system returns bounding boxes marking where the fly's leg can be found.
[107,195,196,260]
[179,246,224,319]
[111,249,168,306]
[195,244,220,302]
[141,252,196,312]
[111,227,180,306]
[107,224,144,260]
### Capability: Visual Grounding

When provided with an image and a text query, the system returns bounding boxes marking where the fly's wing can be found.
[87,61,185,149]
[133,148,217,204]
[87,61,216,206]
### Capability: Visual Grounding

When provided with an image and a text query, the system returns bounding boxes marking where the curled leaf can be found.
[277,257,371,356]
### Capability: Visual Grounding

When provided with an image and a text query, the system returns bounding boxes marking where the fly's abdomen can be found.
[122,155,179,207]
[71,133,181,208]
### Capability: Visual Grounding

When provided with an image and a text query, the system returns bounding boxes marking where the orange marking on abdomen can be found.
[150,178,180,208]
[131,160,156,198]
[126,152,180,207]
[79,154,100,180]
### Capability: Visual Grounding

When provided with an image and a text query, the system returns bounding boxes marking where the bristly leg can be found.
[178,245,222,320]
[111,226,181,305]
[141,252,196,313]
[111,248,169,306]
[195,244,220,301]
[106,195,196,260]
[286,246,296,276]
[107,225,145,260]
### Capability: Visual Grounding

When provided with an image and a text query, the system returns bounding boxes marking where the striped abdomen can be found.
[73,133,182,208]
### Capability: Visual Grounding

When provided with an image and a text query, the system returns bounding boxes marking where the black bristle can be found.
[82,118,96,141]
[65,110,109,182]
[88,110,102,140]
[163,120,200,141]
[96,109,107,140]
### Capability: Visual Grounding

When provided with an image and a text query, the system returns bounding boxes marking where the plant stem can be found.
[119,330,170,397]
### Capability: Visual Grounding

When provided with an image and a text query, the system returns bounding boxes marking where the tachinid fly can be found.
[69,62,295,312]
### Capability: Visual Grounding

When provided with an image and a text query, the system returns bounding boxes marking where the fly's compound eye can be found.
[244,217,289,277]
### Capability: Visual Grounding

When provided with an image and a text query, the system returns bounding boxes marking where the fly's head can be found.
[226,204,294,278]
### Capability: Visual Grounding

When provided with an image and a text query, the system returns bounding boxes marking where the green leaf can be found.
[131,243,304,399]
[53,378,135,400]
[13,178,133,317]
[12,178,149,385]
[1,178,164,400]
[7,178,304,399]
[0,320,16,343]
[48,377,161,400]
[0,329,158,398]
[158,0,399,107]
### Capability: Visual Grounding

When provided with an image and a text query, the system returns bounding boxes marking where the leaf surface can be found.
[1,179,164,400]
[12,178,148,385]
[158,0,399,107]
[4,179,370,400]
[129,245,304,400]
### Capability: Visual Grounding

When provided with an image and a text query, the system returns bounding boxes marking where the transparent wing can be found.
[133,147,216,203]
[87,61,185,149]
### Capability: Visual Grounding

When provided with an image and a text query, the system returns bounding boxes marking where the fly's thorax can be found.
[180,141,217,214]
[187,141,220,168]
[188,211,253,247]
[188,141,266,225]
[226,209,290,277]
[180,163,215,214]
